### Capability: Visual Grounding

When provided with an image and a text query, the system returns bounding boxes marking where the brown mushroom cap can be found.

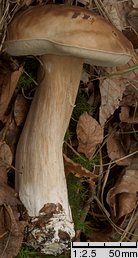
[5,5,133,66]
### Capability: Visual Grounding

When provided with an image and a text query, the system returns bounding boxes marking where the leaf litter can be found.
[77,112,103,159]
[0,0,138,257]
[107,154,138,220]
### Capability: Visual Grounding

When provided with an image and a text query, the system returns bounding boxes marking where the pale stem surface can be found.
[16,55,83,218]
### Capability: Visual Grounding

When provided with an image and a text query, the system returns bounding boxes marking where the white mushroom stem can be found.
[15,55,83,254]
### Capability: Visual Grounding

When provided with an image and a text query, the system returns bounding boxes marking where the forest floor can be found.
[0,0,138,257]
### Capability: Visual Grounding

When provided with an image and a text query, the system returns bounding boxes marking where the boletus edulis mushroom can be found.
[5,4,133,255]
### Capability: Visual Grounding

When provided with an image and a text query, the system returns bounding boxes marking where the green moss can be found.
[64,129,75,143]
[65,92,93,145]
[67,173,89,232]
[65,91,99,232]
[16,245,40,258]
[18,73,34,90]
[16,245,69,258]
[72,93,92,121]
[70,93,92,131]
[17,58,38,91]
[71,153,99,171]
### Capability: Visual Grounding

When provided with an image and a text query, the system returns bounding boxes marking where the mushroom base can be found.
[26,203,74,255]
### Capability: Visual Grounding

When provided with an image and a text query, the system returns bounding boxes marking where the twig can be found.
[94,195,138,238]
[101,161,112,205]
[64,140,87,163]
[119,206,138,241]
[97,149,103,199]
[94,150,138,167]
[93,0,113,22]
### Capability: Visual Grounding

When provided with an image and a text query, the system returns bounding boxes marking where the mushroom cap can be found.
[5,5,133,67]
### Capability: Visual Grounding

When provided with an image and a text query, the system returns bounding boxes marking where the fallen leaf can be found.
[127,8,138,32]
[99,78,126,126]
[120,85,138,107]
[87,229,112,242]
[0,181,19,206]
[107,132,132,166]
[0,66,23,121]
[14,94,29,126]
[81,70,90,84]
[63,153,97,182]
[119,55,138,123]
[0,141,13,169]
[0,205,25,258]
[0,115,19,153]
[131,220,138,242]
[0,141,13,183]
[22,0,32,5]
[120,106,138,124]
[100,52,138,126]
[117,193,137,219]
[123,28,138,49]
[132,0,138,8]
[119,106,130,122]
[77,112,103,159]
[107,156,138,219]
[76,0,91,7]
[102,0,132,30]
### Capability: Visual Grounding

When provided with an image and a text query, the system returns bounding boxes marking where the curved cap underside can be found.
[5,5,134,67]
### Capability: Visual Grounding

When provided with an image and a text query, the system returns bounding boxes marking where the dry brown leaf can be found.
[99,28,138,127]
[5,118,18,149]
[117,53,138,82]
[0,141,24,257]
[87,229,112,242]
[22,0,32,5]
[107,133,132,166]
[99,78,126,126]
[120,85,138,106]
[119,106,130,122]
[99,20,138,125]
[81,70,90,84]
[124,29,138,50]
[0,115,19,153]
[76,0,91,7]
[76,112,103,159]
[63,153,97,182]
[117,192,137,219]
[118,54,138,123]
[119,57,138,106]
[0,141,13,183]
[132,0,138,8]
[102,0,132,30]
[107,156,138,219]
[0,141,13,169]
[120,106,138,124]
[127,8,138,32]
[0,205,25,258]
[0,181,19,206]
[14,94,29,126]
[0,66,23,121]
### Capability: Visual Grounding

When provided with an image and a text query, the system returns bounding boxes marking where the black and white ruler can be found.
[71,242,138,258]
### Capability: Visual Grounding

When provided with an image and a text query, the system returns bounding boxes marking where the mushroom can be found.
[5,4,133,255]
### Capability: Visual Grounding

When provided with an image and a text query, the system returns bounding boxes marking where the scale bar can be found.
[72,242,137,249]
